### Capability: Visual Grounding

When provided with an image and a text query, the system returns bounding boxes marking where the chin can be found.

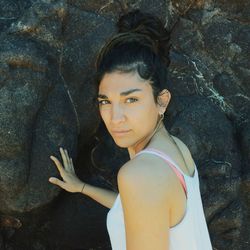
[113,138,135,149]
[113,141,130,149]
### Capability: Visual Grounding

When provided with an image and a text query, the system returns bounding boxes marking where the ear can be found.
[157,89,171,114]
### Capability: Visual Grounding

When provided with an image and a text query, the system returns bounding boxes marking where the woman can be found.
[49,9,213,250]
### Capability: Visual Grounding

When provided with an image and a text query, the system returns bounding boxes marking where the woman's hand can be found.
[49,147,85,193]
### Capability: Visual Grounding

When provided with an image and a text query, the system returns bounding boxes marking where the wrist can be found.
[80,182,86,194]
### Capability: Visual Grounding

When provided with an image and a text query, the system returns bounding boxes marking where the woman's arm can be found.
[49,147,118,209]
[81,183,118,209]
[117,159,172,250]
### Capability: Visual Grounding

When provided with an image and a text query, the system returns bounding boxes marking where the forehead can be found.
[98,71,152,94]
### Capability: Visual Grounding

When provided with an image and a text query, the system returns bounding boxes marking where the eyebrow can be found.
[97,88,143,99]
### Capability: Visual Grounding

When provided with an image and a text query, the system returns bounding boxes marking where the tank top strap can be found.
[135,148,187,197]
[143,148,188,174]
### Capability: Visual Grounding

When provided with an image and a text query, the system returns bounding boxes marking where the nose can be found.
[111,105,125,124]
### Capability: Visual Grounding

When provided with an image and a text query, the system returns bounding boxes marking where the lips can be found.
[112,130,130,133]
[111,129,131,136]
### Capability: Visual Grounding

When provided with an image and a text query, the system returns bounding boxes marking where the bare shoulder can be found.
[117,156,172,249]
[117,153,175,200]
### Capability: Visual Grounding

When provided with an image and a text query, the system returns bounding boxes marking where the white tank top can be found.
[106,148,213,250]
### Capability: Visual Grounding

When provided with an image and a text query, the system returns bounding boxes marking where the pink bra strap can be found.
[136,149,187,197]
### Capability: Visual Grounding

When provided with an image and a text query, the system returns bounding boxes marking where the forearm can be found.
[80,182,118,209]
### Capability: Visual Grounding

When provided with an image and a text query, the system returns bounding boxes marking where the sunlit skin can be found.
[97,71,171,158]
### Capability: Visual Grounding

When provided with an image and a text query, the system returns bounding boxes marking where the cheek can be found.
[139,109,158,128]
[99,108,109,123]
[132,104,158,129]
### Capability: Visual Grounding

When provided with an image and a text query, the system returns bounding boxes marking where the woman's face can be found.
[98,71,160,149]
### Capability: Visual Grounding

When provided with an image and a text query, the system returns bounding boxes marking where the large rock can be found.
[0,0,249,249]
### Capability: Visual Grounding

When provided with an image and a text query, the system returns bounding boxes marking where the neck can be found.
[127,119,165,159]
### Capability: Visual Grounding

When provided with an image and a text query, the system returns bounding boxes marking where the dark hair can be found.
[95,9,171,104]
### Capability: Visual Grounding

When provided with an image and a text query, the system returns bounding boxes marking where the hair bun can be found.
[117,9,171,65]
[117,9,148,33]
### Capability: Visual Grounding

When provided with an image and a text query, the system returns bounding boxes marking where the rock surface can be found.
[0,0,249,249]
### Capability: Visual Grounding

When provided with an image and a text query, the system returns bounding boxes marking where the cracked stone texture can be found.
[0,0,249,250]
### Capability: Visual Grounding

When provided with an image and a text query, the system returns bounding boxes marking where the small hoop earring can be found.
[159,113,164,119]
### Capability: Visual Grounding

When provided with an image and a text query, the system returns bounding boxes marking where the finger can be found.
[50,156,65,174]
[60,147,69,170]
[66,149,75,174]
[49,177,66,189]
[64,149,71,165]
[70,158,75,173]
[63,148,71,172]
